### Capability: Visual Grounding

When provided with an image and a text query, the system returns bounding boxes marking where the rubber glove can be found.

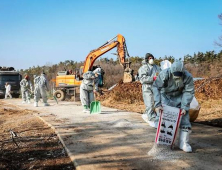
[155,106,163,115]
[153,76,157,81]
[181,109,186,115]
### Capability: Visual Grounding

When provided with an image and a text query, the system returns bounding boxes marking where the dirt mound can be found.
[99,80,143,104]
[195,78,222,100]
[98,81,145,113]
[99,78,222,104]
[98,78,222,123]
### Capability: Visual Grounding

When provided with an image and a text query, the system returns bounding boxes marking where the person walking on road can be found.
[152,60,194,152]
[80,71,96,113]
[33,72,50,107]
[138,53,161,128]
[20,74,33,104]
[5,82,12,99]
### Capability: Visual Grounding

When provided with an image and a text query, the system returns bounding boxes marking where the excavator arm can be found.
[82,34,133,83]
[83,34,130,71]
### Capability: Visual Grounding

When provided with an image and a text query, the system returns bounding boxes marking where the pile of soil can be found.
[98,78,222,127]
[99,80,143,104]
[98,81,145,113]
[99,78,222,104]
[195,99,222,127]
[0,101,75,170]
[194,78,222,100]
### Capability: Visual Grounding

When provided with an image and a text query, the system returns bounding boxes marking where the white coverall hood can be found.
[170,60,184,75]
[141,59,147,65]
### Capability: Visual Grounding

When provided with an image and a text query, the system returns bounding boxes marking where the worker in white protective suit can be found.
[152,60,194,152]
[138,53,161,128]
[33,73,50,107]
[93,66,102,93]
[20,75,33,104]
[5,82,12,99]
[80,71,96,113]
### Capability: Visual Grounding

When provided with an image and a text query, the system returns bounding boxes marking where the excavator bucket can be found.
[123,67,133,83]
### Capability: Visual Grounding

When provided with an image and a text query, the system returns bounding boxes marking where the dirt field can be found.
[1,78,221,169]
[0,101,75,170]
[98,79,222,127]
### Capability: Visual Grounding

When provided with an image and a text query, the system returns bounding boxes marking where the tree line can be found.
[19,50,222,89]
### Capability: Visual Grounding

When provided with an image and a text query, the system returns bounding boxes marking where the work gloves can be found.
[155,106,163,115]
[153,73,159,81]
[181,109,186,115]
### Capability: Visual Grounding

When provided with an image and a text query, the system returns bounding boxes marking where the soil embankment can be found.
[98,78,222,127]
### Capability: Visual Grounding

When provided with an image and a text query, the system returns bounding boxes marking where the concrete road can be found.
[3,99,222,170]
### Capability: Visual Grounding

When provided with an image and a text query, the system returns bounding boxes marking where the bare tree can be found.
[215,13,222,47]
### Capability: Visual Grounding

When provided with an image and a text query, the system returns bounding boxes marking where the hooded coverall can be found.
[34,74,49,105]
[152,60,194,152]
[5,84,12,99]
[80,71,95,109]
[20,78,33,102]
[138,60,161,122]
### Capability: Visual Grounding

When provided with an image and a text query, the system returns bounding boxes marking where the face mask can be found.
[173,76,183,88]
[149,59,154,65]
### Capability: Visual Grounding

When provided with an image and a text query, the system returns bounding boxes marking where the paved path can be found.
[3,99,222,170]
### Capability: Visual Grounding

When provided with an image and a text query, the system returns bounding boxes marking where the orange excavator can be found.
[53,34,133,101]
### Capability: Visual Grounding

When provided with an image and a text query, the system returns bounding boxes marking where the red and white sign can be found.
[155,105,182,147]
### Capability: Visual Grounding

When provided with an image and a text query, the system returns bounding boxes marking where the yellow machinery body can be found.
[55,75,81,87]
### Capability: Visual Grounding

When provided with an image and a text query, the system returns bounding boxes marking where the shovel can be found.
[90,92,101,114]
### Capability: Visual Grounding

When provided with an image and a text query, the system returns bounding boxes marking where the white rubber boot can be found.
[83,105,90,113]
[142,114,156,128]
[34,102,38,107]
[86,108,90,113]
[27,100,31,104]
[179,128,192,152]
[22,101,26,104]
[148,120,156,128]
[142,114,148,123]
[44,103,50,106]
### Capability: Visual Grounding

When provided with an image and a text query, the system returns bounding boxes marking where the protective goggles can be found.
[173,71,183,77]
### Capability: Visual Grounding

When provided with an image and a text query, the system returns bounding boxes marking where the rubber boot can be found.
[154,117,159,129]
[44,103,50,106]
[87,105,90,113]
[179,128,192,152]
[142,114,158,128]
[83,105,88,113]
[34,102,38,107]
[27,100,31,104]
[22,101,26,104]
